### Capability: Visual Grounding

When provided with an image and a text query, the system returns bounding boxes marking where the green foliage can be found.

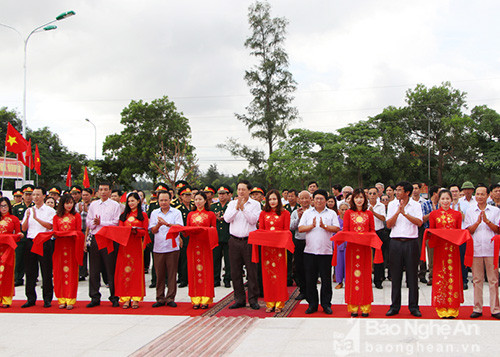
[102,96,194,188]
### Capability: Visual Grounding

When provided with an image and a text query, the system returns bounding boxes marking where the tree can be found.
[220,1,298,176]
[102,96,195,187]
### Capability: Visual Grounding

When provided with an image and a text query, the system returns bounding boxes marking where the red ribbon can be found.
[491,235,500,269]
[331,231,383,266]
[95,226,134,253]
[248,229,294,263]
[166,225,218,250]
[0,234,21,266]
[32,231,85,265]
[422,229,474,267]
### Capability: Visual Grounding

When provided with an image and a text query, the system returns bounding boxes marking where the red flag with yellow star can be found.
[5,122,28,154]
[83,166,90,188]
[34,144,41,175]
[25,139,34,170]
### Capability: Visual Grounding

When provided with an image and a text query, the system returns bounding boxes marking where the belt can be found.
[392,238,415,242]
[230,235,248,240]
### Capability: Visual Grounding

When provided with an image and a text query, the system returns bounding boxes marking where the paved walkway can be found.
[1,275,499,356]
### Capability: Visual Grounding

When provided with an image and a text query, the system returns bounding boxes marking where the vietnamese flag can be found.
[66,165,72,187]
[5,122,28,154]
[25,139,34,170]
[34,144,41,175]
[83,166,90,188]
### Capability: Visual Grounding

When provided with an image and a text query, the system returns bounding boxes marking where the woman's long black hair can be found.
[120,192,144,222]
[0,197,13,217]
[56,194,76,217]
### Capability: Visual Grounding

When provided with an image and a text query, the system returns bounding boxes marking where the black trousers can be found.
[177,235,189,285]
[293,238,306,294]
[228,236,259,304]
[304,253,332,309]
[24,239,54,304]
[389,238,419,311]
[459,242,468,284]
[373,229,388,284]
[417,225,427,279]
[213,241,231,284]
[88,235,118,303]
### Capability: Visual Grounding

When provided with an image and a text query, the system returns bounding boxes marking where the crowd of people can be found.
[0,178,499,319]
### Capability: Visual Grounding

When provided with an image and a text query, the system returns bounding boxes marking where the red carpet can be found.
[289,303,499,320]
[0,300,206,316]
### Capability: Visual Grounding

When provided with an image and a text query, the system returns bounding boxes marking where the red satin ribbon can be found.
[331,231,383,266]
[248,229,294,263]
[491,235,500,269]
[0,234,21,266]
[32,231,85,265]
[166,225,218,250]
[422,229,474,267]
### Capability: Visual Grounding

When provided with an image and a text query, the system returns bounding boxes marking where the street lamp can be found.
[85,118,97,188]
[1,10,76,183]
[426,107,431,182]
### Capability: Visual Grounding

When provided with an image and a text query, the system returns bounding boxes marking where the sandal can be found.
[132,301,139,309]
[2,304,10,308]
[335,283,343,289]
[193,304,200,310]
[66,305,74,310]
[123,301,131,309]
[59,304,67,309]
[265,307,274,313]
[275,307,282,313]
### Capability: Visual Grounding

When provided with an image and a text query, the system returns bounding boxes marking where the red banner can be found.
[0,157,23,178]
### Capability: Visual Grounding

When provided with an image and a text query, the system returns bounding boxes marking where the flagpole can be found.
[1,146,7,191]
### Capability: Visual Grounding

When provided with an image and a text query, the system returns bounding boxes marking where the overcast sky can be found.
[2,0,500,177]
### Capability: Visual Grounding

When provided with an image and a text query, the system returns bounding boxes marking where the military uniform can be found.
[211,200,232,287]
[13,185,35,286]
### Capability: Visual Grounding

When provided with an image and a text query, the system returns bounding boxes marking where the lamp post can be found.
[1,10,76,183]
[426,107,431,183]
[85,118,97,188]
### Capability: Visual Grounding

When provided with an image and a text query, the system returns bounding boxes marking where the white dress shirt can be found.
[290,207,311,241]
[464,203,500,257]
[369,201,386,231]
[22,204,56,239]
[149,207,184,253]
[299,207,340,255]
[387,199,423,239]
[86,198,121,235]
[223,198,261,238]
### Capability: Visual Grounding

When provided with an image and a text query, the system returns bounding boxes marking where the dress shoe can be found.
[295,293,306,300]
[193,304,200,310]
[410,309,422,317]
[111,301,120,308]
[375,283,383,289]
[250,303,260,310]
[43,301,52,308]
[79,276,86,282]
[149,282,156,288]
[14,280,23,287]
[351,312,358,317]
[427,280,433,286]
[167,301,177,308]
[419,277,428,284]
[214,281,221,287]
[305,306,317,314]
[86,300,100,308]
[21,301,35,308]
[178,282,187,288]
[224,282,231,288]
[470,312,482,318]
[386,308,399,316]
[229,302,246,309]
[492,313,500,320]
[152,302,165,308]
[323,306,333,315]
[361,313,369,317]
[201,304,209,309]
[463,283,468,290]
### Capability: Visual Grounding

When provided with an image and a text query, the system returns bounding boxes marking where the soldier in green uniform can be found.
[48,186,62,203]
[173,185,193,288]
[171,180,189,208]
[250,186,266,208]
[283,189,300,286]
[70,185,83,204]
[147,183,169,288]
[12,189,23,205]
[202,185,217,204]
[211,185,233,288]
[13,184,35,286]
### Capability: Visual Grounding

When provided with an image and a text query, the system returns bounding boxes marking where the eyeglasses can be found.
[0,204,9,208]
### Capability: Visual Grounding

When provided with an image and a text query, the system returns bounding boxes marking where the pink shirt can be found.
[86,198,121,235]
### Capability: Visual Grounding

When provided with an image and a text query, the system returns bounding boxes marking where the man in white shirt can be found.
[290,190,311,301]
[149,191,184,308]
[368,186,387,289]
[299,189,340,315]
[385,181,423,317]
[465,184,500,319]
[224,180,261,310]
[21,186,56,308]
[86,182,122,308]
